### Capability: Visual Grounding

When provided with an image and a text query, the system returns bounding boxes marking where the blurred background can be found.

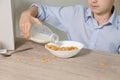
[13,0,120,40]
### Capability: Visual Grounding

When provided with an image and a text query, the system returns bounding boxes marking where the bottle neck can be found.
[50,33,59,43]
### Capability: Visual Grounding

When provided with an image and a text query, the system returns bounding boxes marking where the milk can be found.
[30,24,59,44]
[30,33,59,44]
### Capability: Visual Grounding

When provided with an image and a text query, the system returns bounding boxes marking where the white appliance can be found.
[0,0,15,50]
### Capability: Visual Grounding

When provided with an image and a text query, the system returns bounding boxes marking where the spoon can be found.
[1,47,33,57]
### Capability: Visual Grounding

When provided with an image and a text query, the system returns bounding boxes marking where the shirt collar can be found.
[108,7,118,29]
[85,8,93,20]
[85,6,118,29]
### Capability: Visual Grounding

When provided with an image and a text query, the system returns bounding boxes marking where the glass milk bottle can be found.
[30,24,59,44]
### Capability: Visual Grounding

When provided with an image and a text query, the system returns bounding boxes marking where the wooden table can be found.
[0,38,120,80]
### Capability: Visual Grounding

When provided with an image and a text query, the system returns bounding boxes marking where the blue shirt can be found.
[32,3,120,54]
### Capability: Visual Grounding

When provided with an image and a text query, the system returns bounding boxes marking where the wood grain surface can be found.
[0,38,120,80]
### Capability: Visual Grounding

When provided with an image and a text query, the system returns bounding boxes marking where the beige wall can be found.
[15,0,120,40]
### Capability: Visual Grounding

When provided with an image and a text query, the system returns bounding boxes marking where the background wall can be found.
[14,0,120,40]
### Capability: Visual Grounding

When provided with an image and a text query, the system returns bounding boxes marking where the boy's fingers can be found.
[34,18,42,25]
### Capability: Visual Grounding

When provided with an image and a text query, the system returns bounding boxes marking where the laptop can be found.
[0,0,15,50]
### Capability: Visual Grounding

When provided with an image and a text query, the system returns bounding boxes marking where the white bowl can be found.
[45,41,84,58]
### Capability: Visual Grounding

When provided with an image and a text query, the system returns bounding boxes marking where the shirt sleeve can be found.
[31,3,82,32]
